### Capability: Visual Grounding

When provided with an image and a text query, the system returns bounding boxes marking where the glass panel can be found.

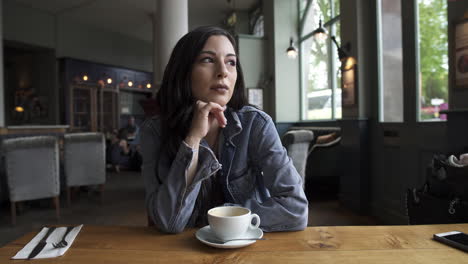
[301,0,341,120]
[333,0,340,17]
[120,91,147,116]
[334,88,342,118]
[379,0,404,122]
[301,0,319,37]
[72,88,92,131]
[305,36,332,120]
[417,0,448,121]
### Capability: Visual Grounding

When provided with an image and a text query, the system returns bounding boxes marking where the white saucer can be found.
[195,225,263,249]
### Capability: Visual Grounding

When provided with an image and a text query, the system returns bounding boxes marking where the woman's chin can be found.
[204,96,230,107]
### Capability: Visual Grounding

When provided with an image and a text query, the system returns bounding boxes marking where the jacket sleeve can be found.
[140,118,220,233]
[244,116,309,232]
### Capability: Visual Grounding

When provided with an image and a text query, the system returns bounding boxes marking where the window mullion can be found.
[300,0,313,36]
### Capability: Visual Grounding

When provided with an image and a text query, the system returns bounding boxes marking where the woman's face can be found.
[191,35,237,107]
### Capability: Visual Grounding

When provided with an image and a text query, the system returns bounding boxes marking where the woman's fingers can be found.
[211,108,227,127]
[197,101,227,127]
[188,101,227,141]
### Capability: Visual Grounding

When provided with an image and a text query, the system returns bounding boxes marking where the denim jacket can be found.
[141,106,308,233]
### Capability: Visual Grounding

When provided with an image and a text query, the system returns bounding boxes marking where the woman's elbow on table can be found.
[287,207,309,231]
[151,211,186,234]
[157,224,185,234]
[147,206,186,234]
[296,213,309,231]
[152,216,186,234]
[286,197,309,231]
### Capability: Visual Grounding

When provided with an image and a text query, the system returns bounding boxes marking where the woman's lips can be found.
[210,84,229,93]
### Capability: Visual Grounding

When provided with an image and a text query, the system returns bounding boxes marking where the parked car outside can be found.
[307,89,342,120]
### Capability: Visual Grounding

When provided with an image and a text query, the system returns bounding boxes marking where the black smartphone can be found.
[433,231,468,253]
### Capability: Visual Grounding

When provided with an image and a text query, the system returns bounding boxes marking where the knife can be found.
[27,227,56,259]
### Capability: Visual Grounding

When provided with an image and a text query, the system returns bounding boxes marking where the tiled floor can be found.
[0,171,377,247]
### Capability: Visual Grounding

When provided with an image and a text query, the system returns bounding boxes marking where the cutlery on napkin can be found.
[27,226,57,259]
[11,225,83,260]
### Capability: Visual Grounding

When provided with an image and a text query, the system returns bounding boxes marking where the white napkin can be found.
[12,225,83,259]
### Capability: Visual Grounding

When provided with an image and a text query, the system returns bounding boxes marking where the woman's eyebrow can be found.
[199,50,237,58]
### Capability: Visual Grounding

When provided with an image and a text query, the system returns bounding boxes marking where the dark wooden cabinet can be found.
[69,84,118,132]
[69,85,95,131]
[61,58,154,132]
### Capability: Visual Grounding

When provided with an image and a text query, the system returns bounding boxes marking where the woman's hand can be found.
[185,101,227,146]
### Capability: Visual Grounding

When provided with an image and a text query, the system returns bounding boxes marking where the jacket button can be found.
[211,163,219,170]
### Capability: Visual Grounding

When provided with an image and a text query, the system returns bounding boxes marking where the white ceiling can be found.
[9,0,259,42]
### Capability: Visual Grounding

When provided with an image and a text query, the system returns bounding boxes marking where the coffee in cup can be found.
[207,206,260,241]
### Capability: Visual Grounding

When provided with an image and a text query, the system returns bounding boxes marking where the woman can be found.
[141,26,308,233]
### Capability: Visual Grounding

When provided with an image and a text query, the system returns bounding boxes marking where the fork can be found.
[53,226,74,248]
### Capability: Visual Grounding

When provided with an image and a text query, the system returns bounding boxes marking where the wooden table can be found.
[1,224,467,263]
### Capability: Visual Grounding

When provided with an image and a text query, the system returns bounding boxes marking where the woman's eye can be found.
[227,60,237,66]
[200,57,214,63]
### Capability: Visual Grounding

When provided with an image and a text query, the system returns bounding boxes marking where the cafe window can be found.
[417,0,448,121]
[377,0,404,122]
[299,0,341,120]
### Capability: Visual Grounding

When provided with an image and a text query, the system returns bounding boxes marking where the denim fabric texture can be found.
[141,106,308,233]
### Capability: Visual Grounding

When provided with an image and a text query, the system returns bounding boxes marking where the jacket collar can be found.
[222,107,242,146]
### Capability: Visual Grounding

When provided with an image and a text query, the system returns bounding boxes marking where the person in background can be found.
[106,128,142,173]
[124,116,140,144]
[141,26,308,233]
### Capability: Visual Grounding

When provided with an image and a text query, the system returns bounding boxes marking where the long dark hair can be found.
[156,26,248,159]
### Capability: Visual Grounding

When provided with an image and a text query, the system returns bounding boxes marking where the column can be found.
[0,0,4,127]
[153,0,188,88]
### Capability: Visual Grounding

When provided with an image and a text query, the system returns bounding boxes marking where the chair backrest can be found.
[64,132,106,187]
[3,136,60,202]
[282,130,314,188]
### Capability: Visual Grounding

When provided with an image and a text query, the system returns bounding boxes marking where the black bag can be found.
[406,154,468,224]
[426,154,468,200]
[406,185,468,225]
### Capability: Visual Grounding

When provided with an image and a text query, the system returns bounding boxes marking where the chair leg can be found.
[11,201,16,226]
[98,184,105,205]
[53,196,60,221]
[67,187,71,207]
[72,187,80,200]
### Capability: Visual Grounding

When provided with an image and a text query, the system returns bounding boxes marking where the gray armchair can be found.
[3,136,60,225]
[64,132,106,206]
[282,130,314,188]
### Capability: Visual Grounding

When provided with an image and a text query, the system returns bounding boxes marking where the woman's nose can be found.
[216,63,228,78]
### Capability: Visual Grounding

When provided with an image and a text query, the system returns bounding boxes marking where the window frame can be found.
[299,0,341,121]
[415,0,449,122]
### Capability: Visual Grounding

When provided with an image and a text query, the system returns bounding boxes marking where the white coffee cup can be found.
[207,206,260,241]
